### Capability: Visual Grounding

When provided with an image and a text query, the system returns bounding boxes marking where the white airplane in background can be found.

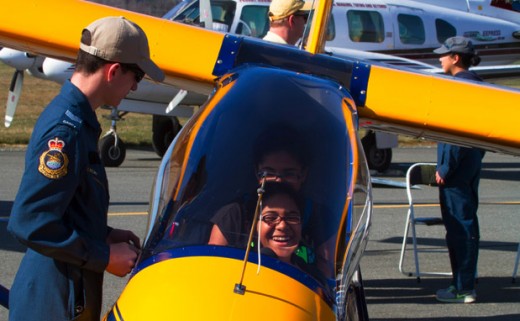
[324,0,520,66]
[413,0,520,24]
[0,47,204,167]
[2,0,520,168]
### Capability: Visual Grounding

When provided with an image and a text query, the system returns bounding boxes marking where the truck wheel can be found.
[99,134,126,167]
[152,115,182,157]
[361,132,392,172]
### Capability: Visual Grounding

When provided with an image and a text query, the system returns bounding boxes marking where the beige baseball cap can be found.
[269,0,312,21]
[80,16,165,82]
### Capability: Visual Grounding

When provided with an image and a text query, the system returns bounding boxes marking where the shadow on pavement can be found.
[365,276,519,303]
[378,236,518,253]
[368,315,520,321]
[0,201,13,217]
[0,221,25,253]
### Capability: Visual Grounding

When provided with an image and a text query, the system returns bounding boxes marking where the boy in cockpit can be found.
[208,125,335,278]
[257,182,304,264]
[208,125,308,246]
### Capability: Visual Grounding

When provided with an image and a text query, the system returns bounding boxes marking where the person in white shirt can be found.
[263,0,311,45]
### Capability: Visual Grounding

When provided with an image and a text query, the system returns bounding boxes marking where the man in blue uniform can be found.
[7,17,164,320]
[433,36,485,304]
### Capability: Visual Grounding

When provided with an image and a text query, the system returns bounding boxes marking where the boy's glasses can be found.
[261,213,301,226]
[257,170,302,181]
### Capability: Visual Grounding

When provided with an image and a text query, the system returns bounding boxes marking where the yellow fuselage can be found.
[104,255,335,321]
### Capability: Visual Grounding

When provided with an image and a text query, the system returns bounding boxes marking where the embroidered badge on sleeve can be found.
[38,138,69,179]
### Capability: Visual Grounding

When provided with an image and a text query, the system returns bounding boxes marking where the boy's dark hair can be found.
[253,124,308,169]
[261,181,304,214]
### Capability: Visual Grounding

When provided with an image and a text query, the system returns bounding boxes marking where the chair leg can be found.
[410,215,421,282]
[399,210,413,276]
[399,209,422,282]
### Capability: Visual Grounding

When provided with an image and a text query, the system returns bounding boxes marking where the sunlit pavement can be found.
[1,147,518,320]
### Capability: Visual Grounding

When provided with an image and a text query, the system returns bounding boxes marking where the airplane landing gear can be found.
[99,132,126,167]
[345,269,369,321]
[361,131,392,172]
[98,109,127,167]
[337,268,370,321]
[151,115,182,157]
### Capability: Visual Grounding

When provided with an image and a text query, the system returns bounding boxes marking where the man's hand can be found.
[106,242,140,277]
[106,229,141,276]
[107,228,141,249]
[435,171,445,185]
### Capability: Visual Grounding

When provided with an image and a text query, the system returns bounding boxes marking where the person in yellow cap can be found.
[7,16,164,321]
[263,0,312,45]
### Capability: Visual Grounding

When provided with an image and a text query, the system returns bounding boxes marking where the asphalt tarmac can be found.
[1,146,519,320]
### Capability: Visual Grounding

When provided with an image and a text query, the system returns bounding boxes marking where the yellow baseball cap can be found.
[80,16,165,82]
[268,0,312,21]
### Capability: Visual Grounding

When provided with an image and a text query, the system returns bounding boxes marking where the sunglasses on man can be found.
[121,63,145,83]
[294,12,309,22]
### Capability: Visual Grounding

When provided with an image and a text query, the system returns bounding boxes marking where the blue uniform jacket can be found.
[8,81,111,321]
[436,69,484,189]
[436,70,485,240]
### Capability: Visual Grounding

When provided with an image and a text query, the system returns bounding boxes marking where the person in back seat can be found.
[208,125,335,278]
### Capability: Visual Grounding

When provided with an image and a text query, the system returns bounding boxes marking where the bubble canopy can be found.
[137,66,369,305]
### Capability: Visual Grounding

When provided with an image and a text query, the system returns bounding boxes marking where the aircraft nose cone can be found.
[0,48,35,70]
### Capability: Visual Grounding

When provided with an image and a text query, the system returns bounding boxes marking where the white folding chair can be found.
[513,242,520,283]
[398,163,452,282]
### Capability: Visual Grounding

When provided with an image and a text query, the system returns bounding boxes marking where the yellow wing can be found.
[0,0,519,154]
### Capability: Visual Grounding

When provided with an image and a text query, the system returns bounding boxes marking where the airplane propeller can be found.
[5,69,23,127]
[0,48,38,127]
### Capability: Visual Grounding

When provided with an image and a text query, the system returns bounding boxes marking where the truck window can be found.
[237,5,270,37]
[325,13,336,41]
[165,0,237,32]
[165,0,201,25]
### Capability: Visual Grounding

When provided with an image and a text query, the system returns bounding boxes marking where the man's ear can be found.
[288,15,296,27]
[105,63,120,82]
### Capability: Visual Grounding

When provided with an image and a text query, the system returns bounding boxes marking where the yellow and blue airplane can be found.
[1,0,520,320]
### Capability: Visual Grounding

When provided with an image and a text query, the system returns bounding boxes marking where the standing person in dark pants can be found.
[7,16,164,321]
[433,36,485,303]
